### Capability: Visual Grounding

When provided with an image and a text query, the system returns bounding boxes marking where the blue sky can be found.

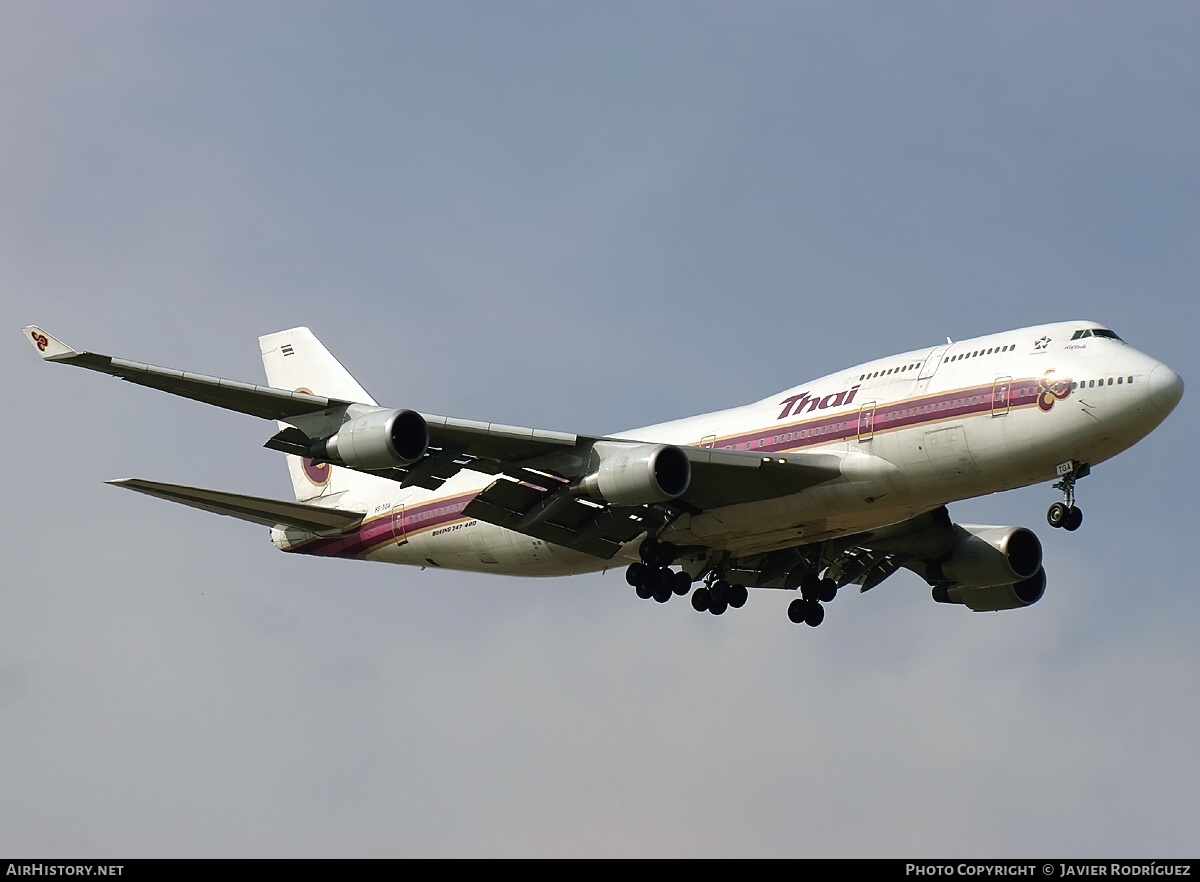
[3,2,1198,857]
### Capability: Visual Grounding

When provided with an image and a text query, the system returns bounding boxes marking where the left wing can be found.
[107,478,364,533]
[24,326,844,558]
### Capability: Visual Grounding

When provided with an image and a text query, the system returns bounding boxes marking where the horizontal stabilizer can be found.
[107,478,363,533]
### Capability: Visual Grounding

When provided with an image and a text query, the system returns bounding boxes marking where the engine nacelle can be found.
[933,524,1043,588]
[934,567,1047,611]
[315,407,429,469]
[579,443,691,506]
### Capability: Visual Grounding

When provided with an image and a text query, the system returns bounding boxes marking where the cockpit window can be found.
[1071,328,1124,342]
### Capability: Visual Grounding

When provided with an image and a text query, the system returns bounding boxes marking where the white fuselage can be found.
[273,321,1181,575]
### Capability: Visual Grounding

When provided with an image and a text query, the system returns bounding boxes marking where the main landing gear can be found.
[626,537,692,604]
[1047,461,1090,532]
[690,578,748,616]
[626,537,749,615]
[626,537,839,627]
[786,572,838,627]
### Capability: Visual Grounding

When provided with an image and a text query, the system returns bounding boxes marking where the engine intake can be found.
[315,408,429,469]
[934,525,1043,588]
[579,443,691,506]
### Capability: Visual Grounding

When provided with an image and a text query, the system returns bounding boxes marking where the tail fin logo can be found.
[302,457,331,485]
[295,388,331,486]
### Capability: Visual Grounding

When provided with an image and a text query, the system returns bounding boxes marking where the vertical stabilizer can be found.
[259,327,383,503]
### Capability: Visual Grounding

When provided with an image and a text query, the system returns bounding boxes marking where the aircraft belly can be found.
[372,519,605,577]
[674,477,920,557]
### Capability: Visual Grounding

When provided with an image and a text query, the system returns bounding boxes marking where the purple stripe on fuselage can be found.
[291,491,479,558]
[715,377,1060,454]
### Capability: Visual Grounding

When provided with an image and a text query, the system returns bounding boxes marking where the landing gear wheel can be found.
[626,562,648,587]
[652,585,672,603]
[691,586,711,612]
[788,598,824,626]
[673,570,692,596]
[709,579,730,604]
[639,537,678,568]
[800,573,820,601]
[727,585,748,609]
[803,601,825,627]
[1064,506,1083,532]
[709,597,728,616]
[818,579,838,603]
[1047,502,1068,529]
[635,582,654,600]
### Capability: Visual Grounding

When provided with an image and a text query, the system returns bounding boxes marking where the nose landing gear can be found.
[1048,461,1090,532]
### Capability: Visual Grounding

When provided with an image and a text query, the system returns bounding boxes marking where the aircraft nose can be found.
[1148,363,1184,414]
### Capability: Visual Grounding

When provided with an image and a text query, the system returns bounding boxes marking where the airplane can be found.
[23,320,1183,627]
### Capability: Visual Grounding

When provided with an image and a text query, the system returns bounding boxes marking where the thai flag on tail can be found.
[281,344,295,357]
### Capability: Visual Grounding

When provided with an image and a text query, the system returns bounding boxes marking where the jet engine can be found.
[929,524,1045,611]
[933,568,1047,612]
[311,407,429,469]
[579,443,691,506]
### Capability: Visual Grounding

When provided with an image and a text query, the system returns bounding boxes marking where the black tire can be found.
[818,579,838,603]
[673,570,692,596]
[710,579,729,603]
[728,584,748,609]
[638,536,660,565]
[804,601,825,627]
[646,567,671,593]
[788,598,807,624]
[635,582,654,600]
[626,562,648,587]
[653,585,672,603]
[1064,506,1083,532]
[1047,502,1068,529]
[800,573,820,601]
[691,586,711,612]
[709,598,728,616]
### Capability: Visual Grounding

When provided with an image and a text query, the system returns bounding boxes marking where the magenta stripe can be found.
[292,490,479,558]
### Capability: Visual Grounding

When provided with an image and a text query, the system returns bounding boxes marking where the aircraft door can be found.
[391,505,407,545]
[918,346,948,381]
[992,376,1012,416]
[857,402,876,441]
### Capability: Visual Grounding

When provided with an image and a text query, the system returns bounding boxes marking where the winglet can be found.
[22,326,79,361]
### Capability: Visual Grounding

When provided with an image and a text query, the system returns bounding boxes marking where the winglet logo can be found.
[1038,371,1072,412]
[295,387,331,486]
